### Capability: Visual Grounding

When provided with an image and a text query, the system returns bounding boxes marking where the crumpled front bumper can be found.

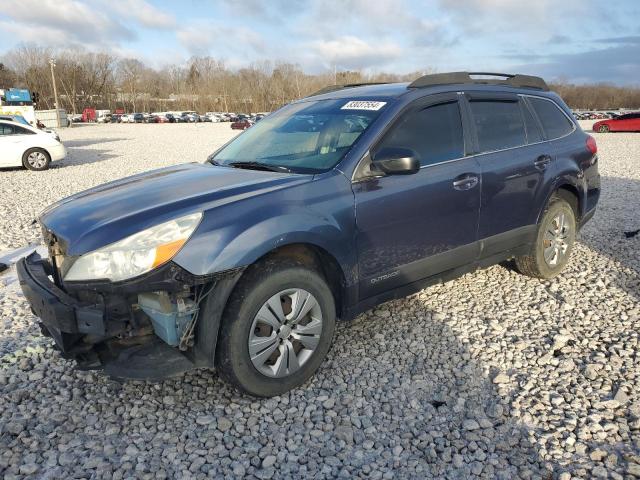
[16,251,243,380]
[17,252,105,353]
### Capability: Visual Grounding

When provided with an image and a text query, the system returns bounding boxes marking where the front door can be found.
[353,95,481,299]
[0,123,23,167]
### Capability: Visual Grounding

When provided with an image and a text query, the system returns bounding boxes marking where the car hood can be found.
[40,163,311,255]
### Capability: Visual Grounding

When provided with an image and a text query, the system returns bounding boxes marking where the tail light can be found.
[586,135,597,155]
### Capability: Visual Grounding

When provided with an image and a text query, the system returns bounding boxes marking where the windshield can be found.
[210,98,387,173]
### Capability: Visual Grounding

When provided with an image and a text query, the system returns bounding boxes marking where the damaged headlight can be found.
[64,212,202,282]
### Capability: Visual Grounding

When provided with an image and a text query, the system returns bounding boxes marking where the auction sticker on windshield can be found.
[341,101,386,111]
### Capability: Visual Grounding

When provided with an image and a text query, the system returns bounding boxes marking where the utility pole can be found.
[49,58,61,128]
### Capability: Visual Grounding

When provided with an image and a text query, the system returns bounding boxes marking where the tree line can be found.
[1,45,639,114]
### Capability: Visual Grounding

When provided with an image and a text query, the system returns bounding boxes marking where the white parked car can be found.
[0,120,66,171]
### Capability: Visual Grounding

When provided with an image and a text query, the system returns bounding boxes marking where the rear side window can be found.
[521,101,543,144]
[469,100,526,152]
[14,126,34,135]
[528,97,574,139]
[375,101,464,166]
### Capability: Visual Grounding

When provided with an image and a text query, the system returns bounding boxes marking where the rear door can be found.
[464,93,551,256]
[353,94,481,298]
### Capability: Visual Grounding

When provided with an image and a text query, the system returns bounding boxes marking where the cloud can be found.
[107,0,176,30]
[512,43,640,85]
[309,36,403,70]
[176,23,265,58]
[2,0,135,46]
[436,0,598,35]
[0,0,176,51]
[596,36,640,45]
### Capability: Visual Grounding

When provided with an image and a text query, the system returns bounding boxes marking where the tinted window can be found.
[528,97,574,139]
[14,126,34,135]
[521,101,543,144]
[0,124,16,135]
[375,101,464,166]
[470,100,526,152]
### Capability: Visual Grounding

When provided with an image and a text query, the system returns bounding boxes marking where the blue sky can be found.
[1,0,639,84]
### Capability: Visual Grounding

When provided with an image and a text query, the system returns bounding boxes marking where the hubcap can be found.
[248,288,323,378]
[27,151,47,169]
[543,212,570,266]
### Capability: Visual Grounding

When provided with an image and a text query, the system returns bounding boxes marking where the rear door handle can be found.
[534,155,552,170]
[453,174,479,191]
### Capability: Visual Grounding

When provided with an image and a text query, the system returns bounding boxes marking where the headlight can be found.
[64,212,202,282]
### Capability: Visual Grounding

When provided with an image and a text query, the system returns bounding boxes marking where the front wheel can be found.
[23,148,51,171]
[216,259,336,397]
[515,196,576,279]
[598,125,610,133]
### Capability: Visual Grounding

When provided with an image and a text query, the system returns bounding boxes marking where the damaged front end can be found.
[17,246,242,381]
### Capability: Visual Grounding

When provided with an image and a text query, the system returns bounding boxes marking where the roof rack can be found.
[408,72,549,91]
[307,82,392,97]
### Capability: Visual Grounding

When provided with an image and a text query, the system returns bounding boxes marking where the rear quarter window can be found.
[469,100,526,152]
[528,97,574,140]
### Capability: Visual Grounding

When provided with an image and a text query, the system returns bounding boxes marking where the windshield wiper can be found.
[228,161,292,173]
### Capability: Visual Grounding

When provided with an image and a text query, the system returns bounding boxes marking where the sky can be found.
[1,0,639,85]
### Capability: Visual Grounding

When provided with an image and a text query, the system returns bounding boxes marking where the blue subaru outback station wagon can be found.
[18,72,600,396]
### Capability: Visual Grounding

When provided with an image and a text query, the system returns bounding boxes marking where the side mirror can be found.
[371,147,420,175]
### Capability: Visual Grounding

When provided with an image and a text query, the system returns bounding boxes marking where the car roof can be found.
[301,72,556,103]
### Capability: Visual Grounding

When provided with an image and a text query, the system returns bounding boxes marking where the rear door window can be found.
[469,100,526,152]
[0,124,16,135]
[528,97,574,140]
[375,101,464,167]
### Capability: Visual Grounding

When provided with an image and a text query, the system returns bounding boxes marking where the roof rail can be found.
[408,72,549,91]
[307,82,392,98]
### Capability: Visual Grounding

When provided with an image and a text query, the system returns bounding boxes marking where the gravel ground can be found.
[0,121,639,479]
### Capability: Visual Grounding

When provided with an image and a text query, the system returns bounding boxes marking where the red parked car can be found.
[231,119,252,130]
[593,112,640,133]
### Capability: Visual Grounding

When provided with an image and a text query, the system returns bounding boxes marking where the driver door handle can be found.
[453,174,479,191]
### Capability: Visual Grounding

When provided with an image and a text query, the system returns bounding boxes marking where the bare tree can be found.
[2,43,639,114]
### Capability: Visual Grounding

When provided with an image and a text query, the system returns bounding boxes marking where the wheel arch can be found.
[197,241,350,369]
[538,182,582,225]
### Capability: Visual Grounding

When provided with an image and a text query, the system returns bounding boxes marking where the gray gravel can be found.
[1,121,639,479]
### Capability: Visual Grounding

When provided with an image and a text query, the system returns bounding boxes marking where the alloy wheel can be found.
[543,212,570,266]
[27,151,48,169]
[248,288,323,378]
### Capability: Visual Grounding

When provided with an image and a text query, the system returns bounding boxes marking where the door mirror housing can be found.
[371,148,420,175]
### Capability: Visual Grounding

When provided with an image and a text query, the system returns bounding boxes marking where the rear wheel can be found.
[598,125,610,133]
[216,258,336,397]
[515,196,576,279]
[22,148,51,171]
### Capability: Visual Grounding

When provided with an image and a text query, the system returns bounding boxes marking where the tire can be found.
[216,258,336,397]
[22,148,51,171]
[515,196,576,279]
[599,125,610,133]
